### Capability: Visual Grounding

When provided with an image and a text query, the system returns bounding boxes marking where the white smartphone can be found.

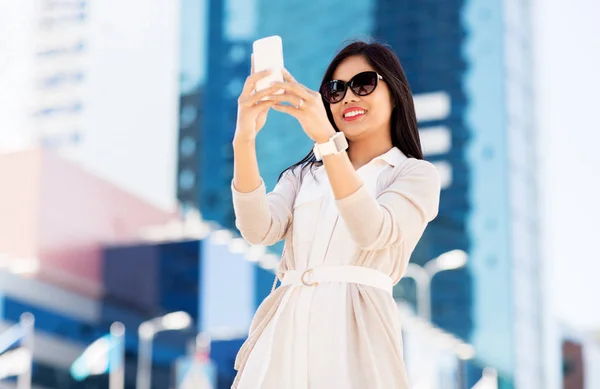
[252,35,284,93]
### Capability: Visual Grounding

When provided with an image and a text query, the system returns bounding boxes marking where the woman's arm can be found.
[319,148,362,199]
[232,139,262,193]
[232,140,298,246]
[322,153,440,250]
[231,56,298,245]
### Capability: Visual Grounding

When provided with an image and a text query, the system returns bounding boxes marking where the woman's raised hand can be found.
[234,55,282,144]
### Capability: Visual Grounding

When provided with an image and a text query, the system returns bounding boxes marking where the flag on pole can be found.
[471,368,498,389]
[70,328,124,382]
[0,323,26,355]
[177,352,216,389]
[0,347,31,380]
[70,334,112,380]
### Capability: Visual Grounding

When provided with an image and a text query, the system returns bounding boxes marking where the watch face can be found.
[314,133,348,160]
[332,133,348,153]
[319,139,338,156]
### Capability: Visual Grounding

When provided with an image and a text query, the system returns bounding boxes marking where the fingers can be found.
[272,103,300,118]
[240,69,272,97]
[282,69,312,94]
[240,84,283,107]
[256,99,273,113]
[241,66,318,111]
[270,81,313,101]
[246,100,274,116]
[266,93,303,108]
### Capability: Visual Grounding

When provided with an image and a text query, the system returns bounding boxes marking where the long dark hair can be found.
[278,40,423,181]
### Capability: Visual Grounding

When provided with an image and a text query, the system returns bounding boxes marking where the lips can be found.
[342,106,367,122]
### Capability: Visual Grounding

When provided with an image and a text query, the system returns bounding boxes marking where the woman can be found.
[231,40,441,389]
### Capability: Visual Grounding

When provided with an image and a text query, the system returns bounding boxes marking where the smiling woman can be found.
[277,41,424,179]
[230,40,441,389]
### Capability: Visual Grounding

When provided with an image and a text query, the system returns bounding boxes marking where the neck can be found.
[347,129,393,170]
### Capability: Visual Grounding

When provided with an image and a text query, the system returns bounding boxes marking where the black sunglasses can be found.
[320,71,383,104]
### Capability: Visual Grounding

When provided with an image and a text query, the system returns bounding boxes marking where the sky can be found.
[534,0,600,330]
[0,0,180,211]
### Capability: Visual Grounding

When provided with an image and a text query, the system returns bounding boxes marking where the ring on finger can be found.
[297,98,304,109]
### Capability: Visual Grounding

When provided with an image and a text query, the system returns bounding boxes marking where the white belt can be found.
[281,266,393,295]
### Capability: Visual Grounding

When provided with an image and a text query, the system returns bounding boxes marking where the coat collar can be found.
[314,147,408,179]
[372,147,408,167]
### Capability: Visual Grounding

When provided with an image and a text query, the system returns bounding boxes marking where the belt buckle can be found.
[301,268,319,287]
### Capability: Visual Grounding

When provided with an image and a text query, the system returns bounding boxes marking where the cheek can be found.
[369,96,393,122]
[330,107,343,127]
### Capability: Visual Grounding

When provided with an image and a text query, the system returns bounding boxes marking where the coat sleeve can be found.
[231,169,299,246]
[335,160,441,251]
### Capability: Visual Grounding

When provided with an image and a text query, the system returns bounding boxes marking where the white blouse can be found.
[231,147,441,388]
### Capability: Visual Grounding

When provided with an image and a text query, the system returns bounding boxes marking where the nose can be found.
[341,88,359,105]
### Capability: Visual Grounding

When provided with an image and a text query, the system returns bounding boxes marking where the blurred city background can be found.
[0,0,599,388]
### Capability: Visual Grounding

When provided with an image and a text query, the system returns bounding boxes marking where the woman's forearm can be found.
[232,139,262,193]
[231,138,297,246]
[321,151,363,200]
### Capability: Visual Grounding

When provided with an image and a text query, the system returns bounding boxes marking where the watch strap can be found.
[313,132,348,161]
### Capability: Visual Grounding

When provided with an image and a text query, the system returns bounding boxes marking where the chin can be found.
[339,126,370,140]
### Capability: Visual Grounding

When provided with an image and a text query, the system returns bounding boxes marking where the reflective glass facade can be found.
[373,0,473,341]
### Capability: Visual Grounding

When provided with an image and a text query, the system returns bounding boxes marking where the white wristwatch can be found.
[313,132,348,161]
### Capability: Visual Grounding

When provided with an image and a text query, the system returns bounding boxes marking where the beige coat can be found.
[231,147,441,388]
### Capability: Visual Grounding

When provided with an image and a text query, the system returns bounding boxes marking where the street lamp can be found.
[403,249,468,321]
[136,311,193,389]
[109,322,125,389]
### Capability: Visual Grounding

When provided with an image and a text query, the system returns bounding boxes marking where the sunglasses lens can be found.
[320,72,379,104]
[321,80,346,103]
[350,72,378,96]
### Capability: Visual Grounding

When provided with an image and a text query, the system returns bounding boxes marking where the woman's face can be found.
[329,55,394,141]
